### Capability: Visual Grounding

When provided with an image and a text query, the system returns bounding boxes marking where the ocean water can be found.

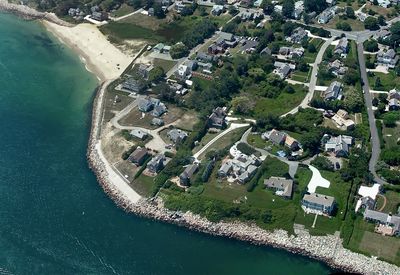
[0,13,334,274]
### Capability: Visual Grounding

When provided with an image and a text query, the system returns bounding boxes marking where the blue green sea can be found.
[0,13,335,274]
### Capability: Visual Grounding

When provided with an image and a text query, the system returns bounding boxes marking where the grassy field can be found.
[382,122,400,149]
[294,170,351,235]
[346,216,400,265]
[254,85,307,117]
[131,174,155,197]
[291,68,311,83]
[202,157,300,232]
[382,190,400,214]
[303,38,323,64]
[368,71,400,91]
[110,3,136,17]
[192,131,219,154]
[247,133,266,149]
[153,58,177,72]
[321,16,365,31]
[101,11,230,45]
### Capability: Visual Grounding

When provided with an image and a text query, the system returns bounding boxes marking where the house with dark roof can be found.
[273,62,294,79]
[128,147,148,165]
[334,37,349,57]
[152,103,167,117]
[121,78,146,93]
[322,81,343,101]
[208,107,227,129]
[179,163,199,186]
[264,177,294,199]
[167,129,188,144]
[196,52,217,63]
[302,193,336,215]
[147,154,167,173]
[286,27,308,44]
[264,129,287,145]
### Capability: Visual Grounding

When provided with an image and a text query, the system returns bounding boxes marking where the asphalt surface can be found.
[357,42,387,185]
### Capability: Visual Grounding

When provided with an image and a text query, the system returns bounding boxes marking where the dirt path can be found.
[377,194,387,211]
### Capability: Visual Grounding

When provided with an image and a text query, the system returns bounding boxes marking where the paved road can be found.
[357,42,387,185]
[193,123,250,160]
[280,36,335,117]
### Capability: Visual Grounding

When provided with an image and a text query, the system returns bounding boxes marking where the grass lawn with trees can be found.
[368,71,400,91]
[253,85,307,117]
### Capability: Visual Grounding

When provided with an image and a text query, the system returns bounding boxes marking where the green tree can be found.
[282,0,295,18]
[148,66,165,83]
[364,39,379,52]
[378,15,386,26]
[364,16,379,30]
[345,7,355,19]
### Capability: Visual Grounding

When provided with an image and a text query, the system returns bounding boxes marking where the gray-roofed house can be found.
[196,52,217,63]
[137,97,154,112]
[377,48,399,68]
[266,129,287,145]
[273,62,293,79]
[218,161,233,178]
[264,177,294,199]
[260,47,271,56]
[334,37,349,57]
[302,193,336,215]
[364,209,400,236]
[287,27,308,44]
[130,129,148,140]
[128,147,148,165]
[318,7,335,24]
[211,4,224,16]
[324,135,353,157]
[151,117,164,126]
[373,29,391,40]
[179,163,199,186]
[167,129,188,144]
[121,78,146,93]
[152,103,167,117]
[208,107,227,129]
[328,59,348,77]
[147,154,167,173]
[322,81,343,101]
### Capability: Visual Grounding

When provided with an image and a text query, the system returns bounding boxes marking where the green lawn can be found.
[321,16,365,31]
[291,68,311,82]
[202,157,299,232]
[382,122,400,149]
[247,133,266,149]
[382,190,400,214]
[295,170,351,235]
[368,71,400,91]
[254,85,307,117]
[303,38,323,63]
[110,3,135,17]
[153,58,177,72]
[130,174,155,197]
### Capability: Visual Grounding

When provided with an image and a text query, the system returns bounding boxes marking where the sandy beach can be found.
[43,21,132,81]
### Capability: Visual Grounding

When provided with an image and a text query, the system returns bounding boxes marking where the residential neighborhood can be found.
[48,0,400,270]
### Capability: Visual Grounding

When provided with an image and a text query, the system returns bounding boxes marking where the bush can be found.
[237,142,256,155]
[311,156,334,171]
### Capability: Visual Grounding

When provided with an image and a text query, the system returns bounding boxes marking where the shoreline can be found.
[2,4,400,274]
[42,20,106,82]
[85,70,400,275]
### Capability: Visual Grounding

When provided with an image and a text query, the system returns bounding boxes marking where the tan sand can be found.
[43,21,132,81]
